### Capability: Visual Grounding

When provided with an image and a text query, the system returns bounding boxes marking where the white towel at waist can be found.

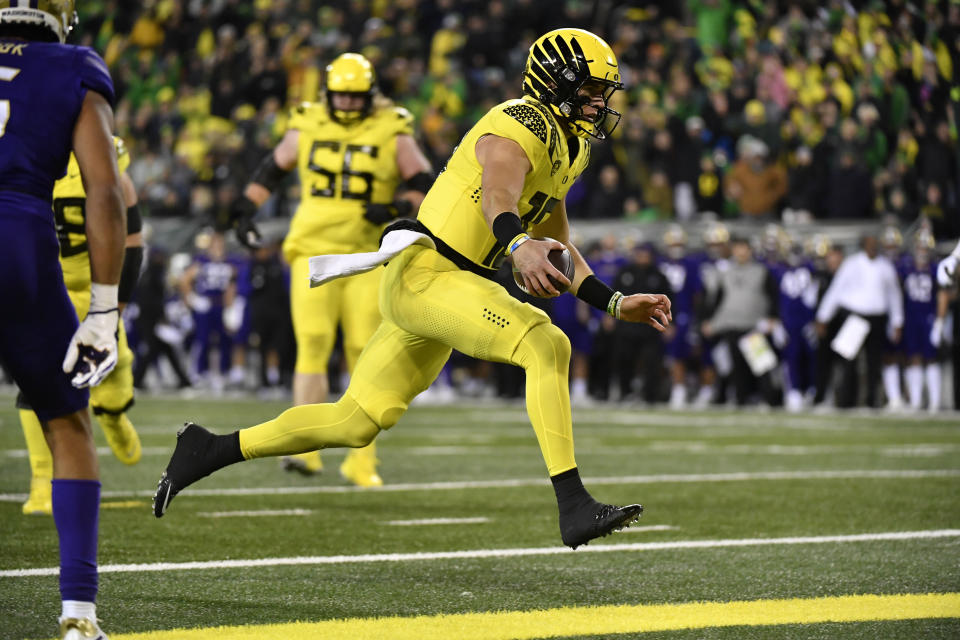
[307,229,435,288]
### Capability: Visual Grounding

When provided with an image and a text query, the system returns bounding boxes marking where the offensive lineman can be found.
[154,29,671,551]
[0,1,125,637]
[232,52,433,486]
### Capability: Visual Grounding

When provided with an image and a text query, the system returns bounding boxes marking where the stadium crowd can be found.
[39,1,960,411]
[78,0,958,227]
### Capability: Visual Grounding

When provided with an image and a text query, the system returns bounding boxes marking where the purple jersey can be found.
[775,262,817,331]
[0,41,114,207]
[901,261,938,358]
[659,255,702,322]
[194,255,236,302]
[0,40,113,421]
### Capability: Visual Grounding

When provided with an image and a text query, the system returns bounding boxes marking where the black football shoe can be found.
[559,501,643,549]
[153,422,242,517]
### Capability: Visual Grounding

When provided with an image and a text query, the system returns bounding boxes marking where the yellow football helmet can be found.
[523,28,624,140]
[324,52,375,125]
[881,225,903,251]
[0,0,76,44]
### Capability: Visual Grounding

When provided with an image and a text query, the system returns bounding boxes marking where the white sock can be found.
[882,364,902,405]
[670,384,686,407]
[61,600,96,621]
[905,365,923,410]
[571,378,587,399]
[266,366,280,386]
[925,363,942,411]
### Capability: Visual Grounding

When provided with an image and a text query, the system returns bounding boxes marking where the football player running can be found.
[0,1,125,637]
[19,136,144,517]
[155,29,670,551]
[231,52,433,487]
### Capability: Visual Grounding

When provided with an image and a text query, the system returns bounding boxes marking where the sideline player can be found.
[155,29,670,550]
[231,52,432,486]
[0,2,125,637]
[19,136,144,516]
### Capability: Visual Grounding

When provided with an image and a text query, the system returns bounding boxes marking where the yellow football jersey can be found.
[53,136,130,291]
[283,102,414,262]
[417,97,590,272]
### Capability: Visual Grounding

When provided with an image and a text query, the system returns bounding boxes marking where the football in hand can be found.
[512,237,575,296]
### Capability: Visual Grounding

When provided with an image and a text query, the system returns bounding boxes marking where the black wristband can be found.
[126,203,143,234]
[576,275,616,311]
[118,245,144,303]
[492,211,524,247]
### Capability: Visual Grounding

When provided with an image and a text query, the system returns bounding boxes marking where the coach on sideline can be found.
[815,233,904,409]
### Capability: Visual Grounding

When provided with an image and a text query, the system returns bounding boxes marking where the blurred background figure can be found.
[900,228,941,412]
[815,233,904,409]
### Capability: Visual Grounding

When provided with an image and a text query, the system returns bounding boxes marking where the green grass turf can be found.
[1,392,958,638]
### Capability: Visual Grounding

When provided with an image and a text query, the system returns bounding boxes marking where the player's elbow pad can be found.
[118,246,145,304]
[250,153,291,193]
[403,171,433,194]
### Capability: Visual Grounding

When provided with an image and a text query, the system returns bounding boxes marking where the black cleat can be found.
[153,422,217,518]
[559,502,643,549]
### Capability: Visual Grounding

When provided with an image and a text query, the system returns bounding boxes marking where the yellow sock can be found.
[240,395,380,460]
[20,409,52,480]
[345,440,377,464]
[511,323,576,476]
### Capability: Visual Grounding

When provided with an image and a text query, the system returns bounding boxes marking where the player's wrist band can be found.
[492,211,525,248]
[577,275,623,318]
[89,283,119,314]
[507,233,530,254]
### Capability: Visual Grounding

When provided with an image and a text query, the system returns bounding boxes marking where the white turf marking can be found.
[3,529,957,578]
[198,509,312,518]
[385,517,491,526]
[4,442,957,459]
[620,525,677,533]
[0,468,957,503]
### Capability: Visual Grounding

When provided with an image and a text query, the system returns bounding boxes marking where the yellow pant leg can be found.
[371,245,576,475]
[90,320,135,414]
[240,320,450,458]
[340,267,383,371]
[290,255,343,374]
[19,409,52,514]
[338,267,383,480]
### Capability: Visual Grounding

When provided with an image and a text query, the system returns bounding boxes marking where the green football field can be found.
[2,390,959,639]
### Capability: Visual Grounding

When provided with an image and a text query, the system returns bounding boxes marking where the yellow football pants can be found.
[289,255,382,374]
[241,245,577,476]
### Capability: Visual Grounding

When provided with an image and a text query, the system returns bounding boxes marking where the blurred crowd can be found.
[125,220,955,412]
[76,0,958,232]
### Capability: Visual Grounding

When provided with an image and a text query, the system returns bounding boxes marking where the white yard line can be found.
[198,509,312,518]
[4,443,957,459]
[620,525,677,533]
[0,468,957,503]
[384,517,491,526]
[3,529,957,578]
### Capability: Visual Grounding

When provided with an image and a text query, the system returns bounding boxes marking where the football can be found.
[512,237,575,296]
